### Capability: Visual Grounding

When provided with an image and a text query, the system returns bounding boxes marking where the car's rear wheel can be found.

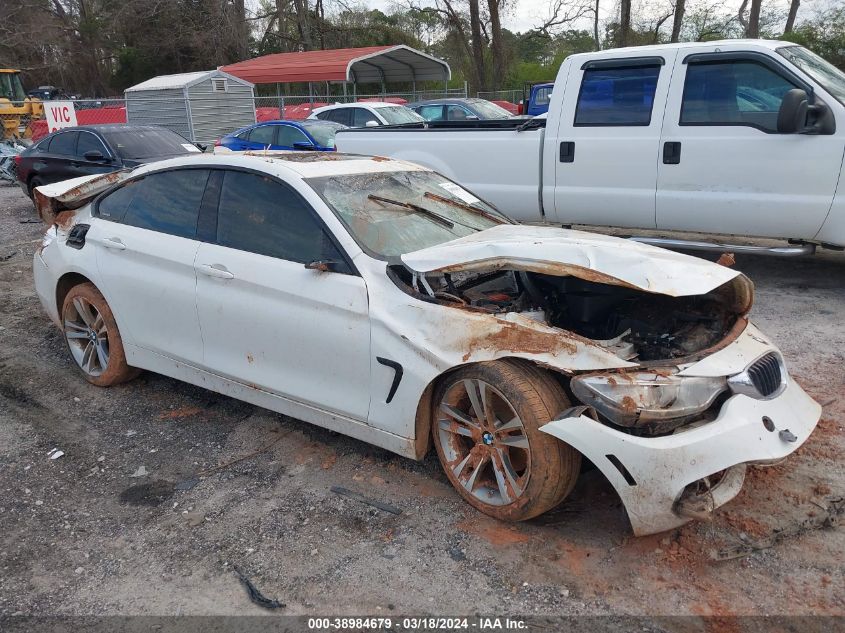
[431,360,581,521]
[61,283,140,386]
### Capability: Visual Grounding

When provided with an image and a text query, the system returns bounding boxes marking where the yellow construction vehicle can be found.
[0,69,44,139]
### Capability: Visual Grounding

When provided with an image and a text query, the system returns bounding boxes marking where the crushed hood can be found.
[34,170,130,225]
[401,224,743,298]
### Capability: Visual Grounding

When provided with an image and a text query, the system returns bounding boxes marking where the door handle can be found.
[663,141,681,164]
[101,237,126,250]
[559,141,575,163]
[197,263,234,279]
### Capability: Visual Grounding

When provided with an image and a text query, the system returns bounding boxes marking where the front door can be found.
[193,169,371,421]
[551,50,677,228]
[90,168,210,364]
[656,48,844,239]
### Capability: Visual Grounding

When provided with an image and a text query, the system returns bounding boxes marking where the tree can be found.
[784,0,800,34]
[619,0,633,45]
[671,0,686,42]
[746,0,761,37]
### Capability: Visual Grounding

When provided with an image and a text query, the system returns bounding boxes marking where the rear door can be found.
[656,49,843,239]
[193,169,371,421]
[551,51,677,228]
[244,124,277,150]
[35,130,79,185]
[89,168,210,364]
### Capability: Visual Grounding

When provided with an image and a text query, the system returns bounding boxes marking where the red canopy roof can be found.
[221,45,451,85]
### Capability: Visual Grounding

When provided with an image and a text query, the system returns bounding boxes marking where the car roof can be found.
[129,152,431,181]
[50,124,174,134]
[313,102,402,112]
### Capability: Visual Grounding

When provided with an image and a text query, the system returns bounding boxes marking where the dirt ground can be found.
[0,180,843,620]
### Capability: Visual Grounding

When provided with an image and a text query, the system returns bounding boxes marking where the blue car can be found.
[216,120,346,152]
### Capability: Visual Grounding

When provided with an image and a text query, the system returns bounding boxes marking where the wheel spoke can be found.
[82,342,96,373]
[451,452,473,478]
[65,329,89,340]
[494,448,524,499]
[498,433,529,450]
[495,415,523,432]
[491,451,512,504]
[438,418,475,438]
[95,342,108,370]
[458,453,488,492]
[64,320,88,333]
[92,313,105,335]
[440,403,481,430]
[73,298,96,328]
[464,379,486,423]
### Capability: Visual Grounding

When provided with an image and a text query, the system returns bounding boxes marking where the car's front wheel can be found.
[431,360,581,521]
[61,283,140,386]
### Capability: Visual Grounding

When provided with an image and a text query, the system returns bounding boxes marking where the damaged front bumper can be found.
[541,370,821,537]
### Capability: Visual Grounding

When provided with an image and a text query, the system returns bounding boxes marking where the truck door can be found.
[656,48,843,240]
[550,50,677,228]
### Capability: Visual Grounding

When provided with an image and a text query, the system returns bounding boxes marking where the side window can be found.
[446,105,471,120]
[77,132,110,158]
[353,108,380,127]
[49,131,79,155]
[96,181,139,222]
[418,105,444,121]
[37,136,53,152]
[216,170,342,265]
[325,109,351,126]
[121,169,210,238]
[574,65,661,126]
[248,125,276,146]
[680,61,797,133]
[276,125,309,147]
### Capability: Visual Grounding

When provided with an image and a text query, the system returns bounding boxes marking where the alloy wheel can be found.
[64,296,110,377]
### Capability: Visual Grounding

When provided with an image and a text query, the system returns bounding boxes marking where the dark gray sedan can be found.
[408,98,515,121]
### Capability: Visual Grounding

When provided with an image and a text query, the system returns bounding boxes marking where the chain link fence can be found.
[476,89,522,106]
[1,87,469,146]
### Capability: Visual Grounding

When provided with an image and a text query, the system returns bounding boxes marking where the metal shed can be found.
[124,70,255,145]
[221,45,451,96]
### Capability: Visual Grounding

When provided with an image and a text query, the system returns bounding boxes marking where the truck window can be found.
[574,65,660,126]
[680,61,797,133]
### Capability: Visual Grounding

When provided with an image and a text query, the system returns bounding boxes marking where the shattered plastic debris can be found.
[47,448,64,460]
[130,465,149,478]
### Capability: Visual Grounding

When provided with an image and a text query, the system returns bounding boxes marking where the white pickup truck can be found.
[336,40,845,254]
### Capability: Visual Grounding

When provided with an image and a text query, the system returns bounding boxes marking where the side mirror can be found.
[305,259,341,272]
[83,150,108,162]
[195,143,207,152]
[293,141,316,151]
[777,89,809,133]
[364,120,379,127]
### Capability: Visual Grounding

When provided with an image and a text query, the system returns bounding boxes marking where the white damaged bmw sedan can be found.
[32,152,821,536]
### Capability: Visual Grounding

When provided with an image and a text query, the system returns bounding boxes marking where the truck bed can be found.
[335,119,546,222]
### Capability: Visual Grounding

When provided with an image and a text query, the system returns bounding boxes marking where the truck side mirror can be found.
[777,89,809,134]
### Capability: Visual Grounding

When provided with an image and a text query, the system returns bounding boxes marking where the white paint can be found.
[44,101,78,133]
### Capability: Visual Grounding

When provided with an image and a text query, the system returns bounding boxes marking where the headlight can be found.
[571,371,727,427]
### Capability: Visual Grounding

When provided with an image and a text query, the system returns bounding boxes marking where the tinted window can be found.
[50,131,78,155]
[353,108,380,126]
[575,65,661,126]
[97,181,139,222]
[248,125,276,145]
[276,125,309,147]
[103,128,194,159]
[446,105,471,121]
[122,169,209,238]
[77,132,109,158]
[534,86,552,106]
[418,105,444,121]
[216,170,337,264]
[323,109,351,126]
[681,61,797,133]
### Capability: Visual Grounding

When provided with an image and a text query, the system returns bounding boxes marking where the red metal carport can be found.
[221,45,451,97]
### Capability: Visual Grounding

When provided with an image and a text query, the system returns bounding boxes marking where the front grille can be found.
[747,352,782,397]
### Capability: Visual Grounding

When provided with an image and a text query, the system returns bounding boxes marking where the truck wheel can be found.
[61,283,140,386]
[431,360,581,521]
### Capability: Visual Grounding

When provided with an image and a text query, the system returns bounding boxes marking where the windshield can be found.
[468,99,513,119]
[778,45,845,105]
[378,106,425,125]
[307,170,511,258]
[103,128,196,159]
[0,72,26,101]
[300,120,345,148]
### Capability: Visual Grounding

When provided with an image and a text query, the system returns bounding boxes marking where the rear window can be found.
[377,106,424,125]
[102,128,196,159]
[575,65,661,126]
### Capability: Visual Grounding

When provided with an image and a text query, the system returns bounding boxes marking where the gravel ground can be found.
[0,180,843,618]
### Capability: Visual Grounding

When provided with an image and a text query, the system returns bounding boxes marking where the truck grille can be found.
[747,353,782,397]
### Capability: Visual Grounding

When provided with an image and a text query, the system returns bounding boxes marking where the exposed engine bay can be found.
[390,265,751,364]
